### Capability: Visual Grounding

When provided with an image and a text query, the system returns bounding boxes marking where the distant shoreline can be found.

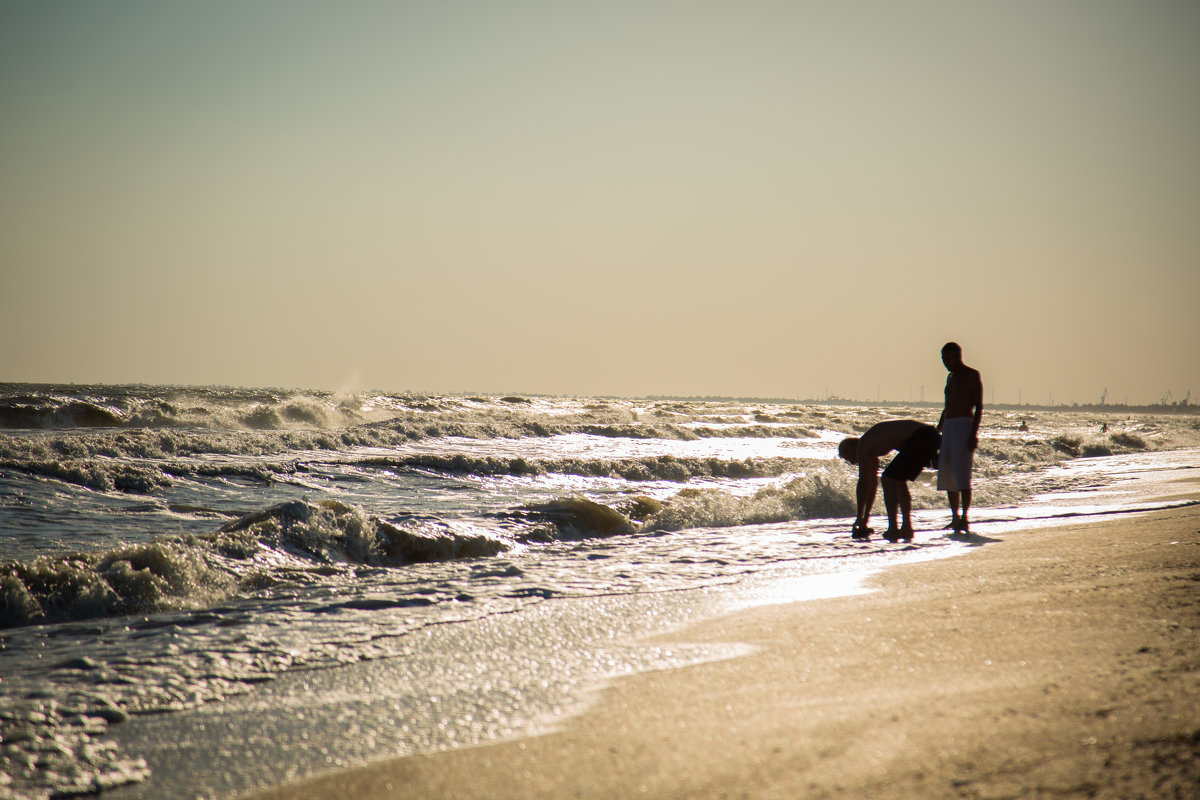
[2,381,1197,415]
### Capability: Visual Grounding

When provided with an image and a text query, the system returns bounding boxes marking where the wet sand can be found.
[248,498,1199,800]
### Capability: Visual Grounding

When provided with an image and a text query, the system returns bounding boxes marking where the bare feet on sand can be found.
[851,523,873,540]
[945,515,969,535]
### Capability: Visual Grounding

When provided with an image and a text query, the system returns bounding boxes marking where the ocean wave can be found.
[0,500,508,630]
[356,453,820,482]
[0,425,1177,500]
[0,399,125,429]
[0,454,284,494]
[219,500,507,566]
[962,426,1175,470]
[3,388,1196,503]
[0,446,822,497]
[641,468,860,532]
[1,537,238,630]
[501,467,863,543]
[689,424,820,439]
[0,385,376,433]
[510,497,639,542]
[1047,430,1151,458]
[1,458,176,493]
[0,386,830,452]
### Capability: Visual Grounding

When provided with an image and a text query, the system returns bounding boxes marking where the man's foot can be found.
[883,527,903,542]
[851,523,873,540]
[947,520,972,538]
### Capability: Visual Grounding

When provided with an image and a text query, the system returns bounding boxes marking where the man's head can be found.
[941,341,963,370]
[838,437,859,465]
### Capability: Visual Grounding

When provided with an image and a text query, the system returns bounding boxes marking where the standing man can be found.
[937,342,983,534]
[838,419,940,542]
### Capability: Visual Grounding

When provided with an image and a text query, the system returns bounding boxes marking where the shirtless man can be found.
[937,342,983,533]
[838,419,940,542]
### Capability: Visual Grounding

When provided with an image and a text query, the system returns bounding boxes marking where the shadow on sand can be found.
[945,530,1002,546]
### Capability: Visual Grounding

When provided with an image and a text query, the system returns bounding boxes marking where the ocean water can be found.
[1,384,1197,800]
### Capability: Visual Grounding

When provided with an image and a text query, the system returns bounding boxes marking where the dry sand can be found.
[248,498,1200,800]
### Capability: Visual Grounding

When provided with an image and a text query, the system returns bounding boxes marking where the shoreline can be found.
[247,497,1200,800]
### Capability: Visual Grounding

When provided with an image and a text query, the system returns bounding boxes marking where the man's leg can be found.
[882,477,901,539]
[898,481,913,540]
[856,476,877,534]
[947,490,962,532]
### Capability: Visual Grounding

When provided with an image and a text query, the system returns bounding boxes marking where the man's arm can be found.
[856,457,879,526]
[937,376,948,431]
[970,370,983,450]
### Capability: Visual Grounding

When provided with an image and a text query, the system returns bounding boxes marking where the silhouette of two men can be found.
[837,342,982,541]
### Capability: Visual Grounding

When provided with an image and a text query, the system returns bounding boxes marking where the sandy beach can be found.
[248,495,1199,800]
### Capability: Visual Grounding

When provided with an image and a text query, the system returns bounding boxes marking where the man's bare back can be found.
[838,419,938,542]
[854,419,927,470]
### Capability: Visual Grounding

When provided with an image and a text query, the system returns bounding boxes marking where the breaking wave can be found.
[0,386,379,432]
[0,450,825,496]
[1,500,506,630]
[0,399,126,429]
[356,453,821,482]
[505,466,865,542]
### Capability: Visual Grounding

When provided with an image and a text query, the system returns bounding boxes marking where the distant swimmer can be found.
[936,342,983,534]
[838,419,941,542]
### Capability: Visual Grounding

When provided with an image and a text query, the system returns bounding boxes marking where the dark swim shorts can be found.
[882,424,941,482]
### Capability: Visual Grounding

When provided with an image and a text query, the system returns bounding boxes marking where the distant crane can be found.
[1100,387,1108,405]
[1161,390,1174,405]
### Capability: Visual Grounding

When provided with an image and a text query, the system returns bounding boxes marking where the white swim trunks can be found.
[937,416,974,492]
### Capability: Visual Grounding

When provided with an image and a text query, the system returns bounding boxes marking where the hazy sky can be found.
[3,1,1197,403]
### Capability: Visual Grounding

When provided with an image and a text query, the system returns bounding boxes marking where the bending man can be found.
[937,342,983,534]
[838,420,940,542]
